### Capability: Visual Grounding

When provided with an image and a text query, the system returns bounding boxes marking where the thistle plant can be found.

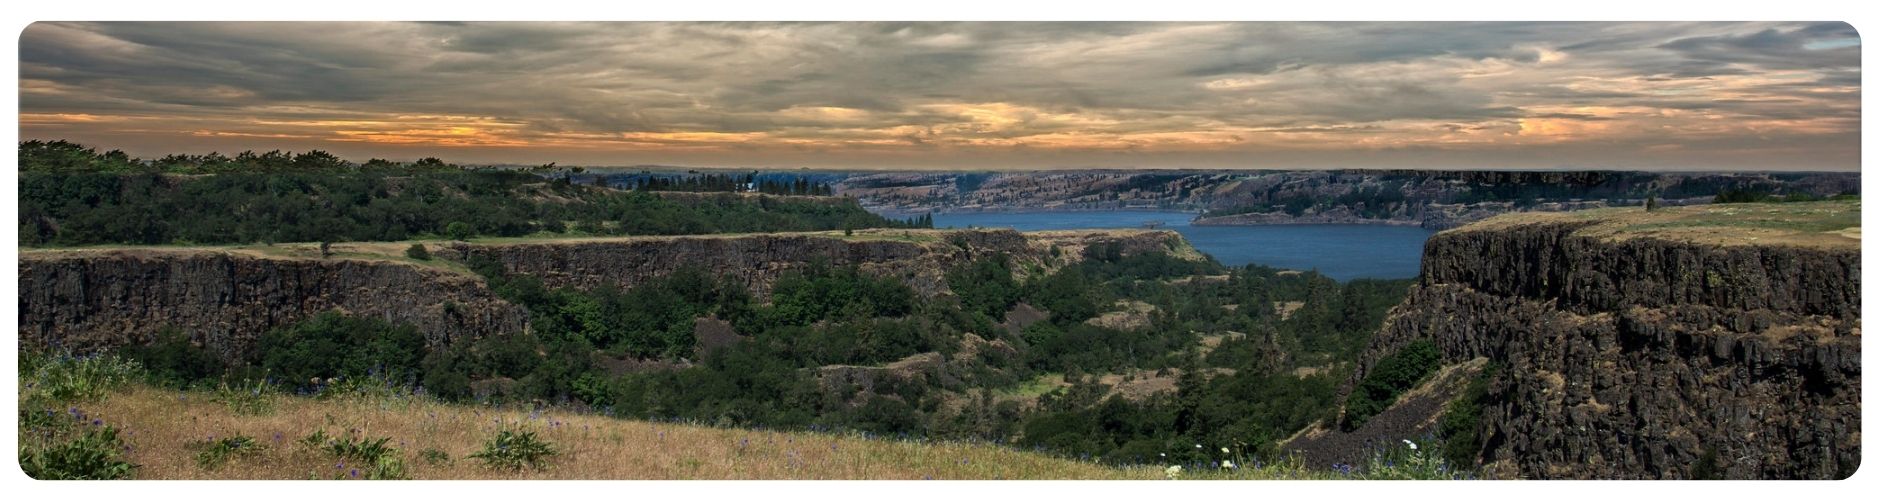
[212,377,276,415]
[469,425,558,472]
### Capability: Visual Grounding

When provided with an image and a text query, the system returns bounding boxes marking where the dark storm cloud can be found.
[1659,23,1860,72]
[17,21,1860,170]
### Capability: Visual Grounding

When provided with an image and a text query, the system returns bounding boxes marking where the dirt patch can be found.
[595,355,693,376]
[1197,331,1246,351]
[693,316,744,358]
[1275,301,1305,319]
[1001,303,1049,337]
[1086,300,1156,331]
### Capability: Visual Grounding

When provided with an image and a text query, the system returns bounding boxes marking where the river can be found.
[925,210,1434,281]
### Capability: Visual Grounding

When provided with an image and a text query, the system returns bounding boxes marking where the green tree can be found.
[444,222,475,241]
[253,312,427,384]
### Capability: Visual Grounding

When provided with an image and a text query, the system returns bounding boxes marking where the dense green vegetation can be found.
[113,244,1415,468]
[1340,340,1442,431]
[625,172,836,196]
[18,140,913,247]
[1439,362,1496,469]
[18,352,145,479]
[26,140,1448,473]
[253,313,428,386]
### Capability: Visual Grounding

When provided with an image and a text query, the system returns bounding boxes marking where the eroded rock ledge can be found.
[1342,203,1860,479]
[17,249,527,361]
[438,228,1197,297]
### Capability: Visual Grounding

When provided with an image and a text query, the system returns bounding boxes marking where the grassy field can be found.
[31,382,1411,480]
[1457,200,1861,249]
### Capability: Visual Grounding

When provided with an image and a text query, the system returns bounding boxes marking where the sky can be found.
[17,21,1862,171]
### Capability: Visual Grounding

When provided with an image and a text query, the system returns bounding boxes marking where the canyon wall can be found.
[17,250,528,361]
[439,228,1195,297]
[18,229,1194,359]
[1341,204,1861,479]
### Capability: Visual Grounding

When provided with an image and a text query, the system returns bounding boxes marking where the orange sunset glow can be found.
[19,22,1860,170]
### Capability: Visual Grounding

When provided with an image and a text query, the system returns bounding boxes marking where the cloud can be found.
[16,21,1860,170]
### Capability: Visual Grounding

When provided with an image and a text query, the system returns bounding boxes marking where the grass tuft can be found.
[192,435,264,469]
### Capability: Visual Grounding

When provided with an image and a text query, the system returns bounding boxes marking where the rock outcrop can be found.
[1339,202,1860,479]
[440,228,1196,297]
[17,249,527,361]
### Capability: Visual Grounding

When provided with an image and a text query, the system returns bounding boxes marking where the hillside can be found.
[18,228,1193,360]
[833,170,1859,229]
[61,385,1160,479]
[1308,201,1860,479]
[24,371,1492,480]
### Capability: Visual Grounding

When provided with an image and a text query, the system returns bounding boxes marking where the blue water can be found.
[927,211,1434,281]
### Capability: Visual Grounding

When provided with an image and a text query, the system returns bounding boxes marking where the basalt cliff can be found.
[1336,202,1861,479]
[437,228,1195,297]
[17,228,1194,361]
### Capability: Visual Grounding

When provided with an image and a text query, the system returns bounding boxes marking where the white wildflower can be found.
[1165,465,1183,479]
[1221,460,1235,469]
[1221,447,1230,454]
[1194,444,1202,449]
[1403,439,1417,450]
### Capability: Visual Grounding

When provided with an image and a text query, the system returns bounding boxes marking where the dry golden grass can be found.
[1454,201,1861,250]
[77,385,1173,480]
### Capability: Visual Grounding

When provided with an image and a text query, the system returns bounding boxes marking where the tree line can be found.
[18,141,915,247]
[623,172,837,196]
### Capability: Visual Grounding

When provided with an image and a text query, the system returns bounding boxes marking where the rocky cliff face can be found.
[17,250,528,361]
[440,228,1196,297]
[19,229,1195,360]
[1341,203,1860,479]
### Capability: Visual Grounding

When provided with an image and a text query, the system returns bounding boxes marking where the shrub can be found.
[23,351,144,402]
[117,328,223,387]
[405,243,431,261]
[20,426,137,479]
[308,429,409,479]
[325,434,396,463]
[1341,340,1442,431]
[212,378,276,415]
[1691,447,1724,480]
[1439,364,1494,469]
[19,407,71,438]
[253,312,426,386]
[444,221,475,241]
[312,372,430,407]
[469,426,557,472]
